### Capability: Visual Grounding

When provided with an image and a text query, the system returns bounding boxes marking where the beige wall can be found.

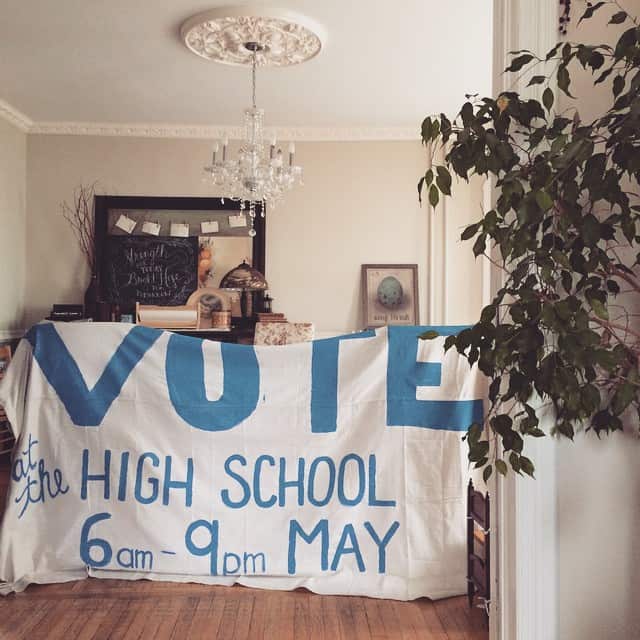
[24,135,484,331]
[557,3,640,638]
[0,118,26,334]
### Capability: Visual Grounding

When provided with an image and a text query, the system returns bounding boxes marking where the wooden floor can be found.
[0,462,487,640]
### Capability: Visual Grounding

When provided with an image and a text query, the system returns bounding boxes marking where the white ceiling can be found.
[0,1,493,131]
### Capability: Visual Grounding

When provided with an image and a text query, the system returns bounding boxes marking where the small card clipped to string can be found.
[201,220,219,234]
[141,221,161,236]
[228,214,247,228]
[170,222,190,238]
[115,213,137,234]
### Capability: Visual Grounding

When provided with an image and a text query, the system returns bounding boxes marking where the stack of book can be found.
[0,345,14,456]
[47,304,84,321]
[257,312,287,323]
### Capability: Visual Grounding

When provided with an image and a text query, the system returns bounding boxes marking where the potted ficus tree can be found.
[418,1,640,480]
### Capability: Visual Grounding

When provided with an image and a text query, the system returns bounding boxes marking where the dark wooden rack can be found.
[467,479,490,623]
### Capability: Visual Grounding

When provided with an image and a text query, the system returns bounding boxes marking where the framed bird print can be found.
[361,264,419,328]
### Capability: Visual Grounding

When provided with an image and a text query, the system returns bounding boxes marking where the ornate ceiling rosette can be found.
[180,6,326,67]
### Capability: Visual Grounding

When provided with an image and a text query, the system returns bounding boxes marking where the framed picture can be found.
[361,264,419,328]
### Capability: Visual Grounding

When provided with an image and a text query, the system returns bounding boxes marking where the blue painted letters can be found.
[166,334,260,431]
[26,323,159,426]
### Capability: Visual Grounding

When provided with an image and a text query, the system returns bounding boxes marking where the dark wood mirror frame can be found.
[94,195,266,300]
[93,196,266,342]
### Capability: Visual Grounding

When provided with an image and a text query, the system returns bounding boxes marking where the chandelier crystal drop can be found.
[201,43,303,236]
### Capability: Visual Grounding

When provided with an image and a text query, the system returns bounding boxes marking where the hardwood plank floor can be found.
[0,461,488,639]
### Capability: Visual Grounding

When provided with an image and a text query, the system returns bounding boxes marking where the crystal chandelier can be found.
[201,43,302,237]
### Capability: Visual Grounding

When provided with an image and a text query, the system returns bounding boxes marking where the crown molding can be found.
[0,96,418,141]
[28,121,419,141]
[0,99,33,133]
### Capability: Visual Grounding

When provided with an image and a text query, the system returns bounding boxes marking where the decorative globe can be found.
[377,276,403,309]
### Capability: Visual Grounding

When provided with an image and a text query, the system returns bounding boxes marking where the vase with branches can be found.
[61,183,99,319]
[418,1,640,480]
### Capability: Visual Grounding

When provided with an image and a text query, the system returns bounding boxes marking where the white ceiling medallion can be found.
[180,6,326,67]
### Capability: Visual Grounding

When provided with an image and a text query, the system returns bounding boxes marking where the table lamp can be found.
[219,260,268,317]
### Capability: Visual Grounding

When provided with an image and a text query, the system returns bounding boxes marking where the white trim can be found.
[0,99,32,133]
[0,329,25,341]
[427,143,447,324]
[491,2,559,640]
[29,121,419,141]
[0,95,419,141]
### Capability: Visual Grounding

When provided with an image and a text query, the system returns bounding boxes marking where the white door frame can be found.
[488,2,559,639]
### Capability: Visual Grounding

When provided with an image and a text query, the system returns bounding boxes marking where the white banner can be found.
[0,322,485,599]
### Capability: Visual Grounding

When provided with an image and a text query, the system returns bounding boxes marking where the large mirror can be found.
[94,196,265,309]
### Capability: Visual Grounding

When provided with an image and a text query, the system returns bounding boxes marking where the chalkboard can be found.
[102,236,198,305]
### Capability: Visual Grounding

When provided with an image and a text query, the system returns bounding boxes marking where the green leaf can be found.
[436,166,452,195]
[429,184,439,208]
[589,298,609,320]
[519,456,535,477]
[588,50,605,70]
[419,330,439,340]
[557,65,573,97]
[609,11,627,24]
[535,190,554,211]
[483,465,493,483]
[480,304,496,323]
[461,223,480,241]
[421,117,433,143]
[615,27,637,60]
[495,459,508,476]
[613,75,625,97]
[545,43,561,61]
[595,67,614,85]
[527,75,546,86]
[417,177,425,204]
[469,440,490,463]
[468,423,483,445]
[582,214,601,246]
[561,270,573,294]
[542,87,554,111]
[579,1,605,24]
[443,335,456,351]
[491,414,513,435]
[425,168,434,186]
[473,234,487,257]
[506,54,535,72]
[612,382,635,415]
[557,422,575,440]
[460,102,474,127]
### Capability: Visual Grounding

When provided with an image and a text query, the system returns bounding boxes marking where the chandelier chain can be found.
[201,41,303,236]
[251,51,257,109]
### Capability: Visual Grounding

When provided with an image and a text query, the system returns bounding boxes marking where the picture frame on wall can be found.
[361,264,419,328]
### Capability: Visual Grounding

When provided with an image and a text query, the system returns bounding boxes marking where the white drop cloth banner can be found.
[0,322,486,599]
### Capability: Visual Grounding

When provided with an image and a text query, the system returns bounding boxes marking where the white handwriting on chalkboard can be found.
[124,268,181,289]
[125,245,165,264]
[107,236,197,305]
